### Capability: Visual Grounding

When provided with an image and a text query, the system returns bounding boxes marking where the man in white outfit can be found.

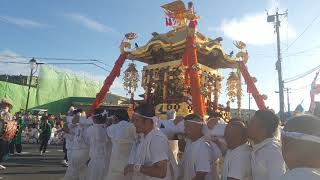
[222,121,252,180]
[62,116,77,167]
[280,115,320,180]
[64,110,90,180]
[158,110,185,139]
[106,109,136,180]
[159,110,184,160]
[86,108,110,180]
[177,114,215,180]
[247,110,286,180]
[124,103,178,180]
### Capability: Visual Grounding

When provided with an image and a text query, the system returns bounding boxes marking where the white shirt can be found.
[64,123,76,150]
[71,124,89,150]
[106,121,135,180]
[279,168,320,180]
[178,137,213,180]
[51,127,57,138]
[129,129,174,180]
[222,143,252,180]
[159,119,184,139]
[86,124,110,158]
[107,121,136,141]
[251,138,286,180]
[30,128,39,138]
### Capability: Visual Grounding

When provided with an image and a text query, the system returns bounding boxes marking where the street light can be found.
[25,58,37,112]
[30,58,37,70]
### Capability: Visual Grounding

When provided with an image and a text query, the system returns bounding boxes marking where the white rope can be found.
[282,131,320,144]
[186,119,204,125]
[134,112,159,128]
[93,110,108,117]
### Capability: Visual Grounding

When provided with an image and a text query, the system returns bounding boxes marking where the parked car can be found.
[30,109,48,117]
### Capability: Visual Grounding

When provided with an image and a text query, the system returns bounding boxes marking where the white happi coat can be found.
[159,119,184,139]
[159,119,184,161]
[128,128,178,180]
[251,138,286,180]
[177,137,215,180]
[279,168,320,180]
[222,144,252,180]
[106,121,136,180]
[86,123,111,180]
[64,119,90,180]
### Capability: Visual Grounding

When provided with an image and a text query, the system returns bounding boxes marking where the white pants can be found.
[168,140,179,161]
[87,157,108,180]
[64,149,89,180]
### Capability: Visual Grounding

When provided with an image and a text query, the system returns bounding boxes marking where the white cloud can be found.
[65,13,118,34]
[0,50,30,75]
[219,13,296,46]
[0,16,46,28]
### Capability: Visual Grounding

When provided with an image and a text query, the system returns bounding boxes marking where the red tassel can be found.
[169,18,173,26]
[166,18,169,26]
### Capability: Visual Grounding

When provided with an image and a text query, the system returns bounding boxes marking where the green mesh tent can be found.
[0,66,124,114]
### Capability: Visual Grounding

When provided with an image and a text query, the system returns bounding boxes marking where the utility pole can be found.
[267,10,288,120]
[284,88,291,113]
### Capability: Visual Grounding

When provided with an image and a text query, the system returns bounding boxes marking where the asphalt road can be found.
[1,144,66,180]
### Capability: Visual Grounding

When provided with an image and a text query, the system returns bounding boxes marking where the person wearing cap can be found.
[221,121,252,180]
[177,114,217,180]
[64,109,90,180]
[0,98,13,122]
[280,115,320,180]
[124,103,178,180]
[106,109,136,180]
[86,107,111,180]
[247,110,286,180]
[0,98,13,170]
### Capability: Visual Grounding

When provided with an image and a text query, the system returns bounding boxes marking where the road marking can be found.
[19,152,30,154]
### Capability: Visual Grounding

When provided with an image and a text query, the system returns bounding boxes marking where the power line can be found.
[0,60,110,72]
[283,45,320,58]
[284,13,320,52]
[284,64,320,83]
[0,54,113,69]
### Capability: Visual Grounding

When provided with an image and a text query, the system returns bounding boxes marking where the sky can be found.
[0,0,320,112]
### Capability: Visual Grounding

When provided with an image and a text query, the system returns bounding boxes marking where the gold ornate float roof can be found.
[127,27,241,69]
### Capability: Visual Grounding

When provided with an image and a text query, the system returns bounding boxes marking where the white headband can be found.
[186,119,204,125]
[93,110,108,117]
[134,112,159,128]
[282,131,320,144]
[134,112,153,119]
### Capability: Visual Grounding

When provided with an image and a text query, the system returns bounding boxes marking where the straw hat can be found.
[0,98,13,109]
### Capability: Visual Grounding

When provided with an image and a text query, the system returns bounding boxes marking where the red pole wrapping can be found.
[309,71,320,113]
[88,53,128,114]
[185,36,205,117]
[238,61,266,110]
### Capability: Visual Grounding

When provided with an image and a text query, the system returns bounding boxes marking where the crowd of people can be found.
[1,97,320,180]
[61,103,320,180]
[10,112,64,148]
[0,99,65,170]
